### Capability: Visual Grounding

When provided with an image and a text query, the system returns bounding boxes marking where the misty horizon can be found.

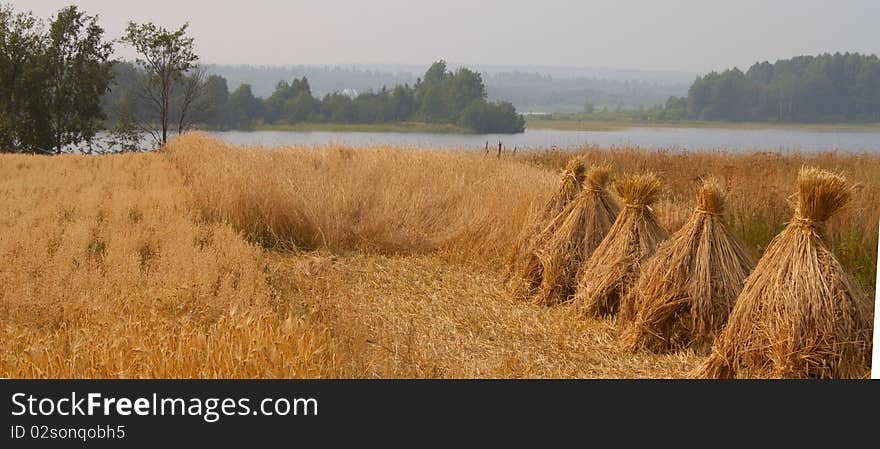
[21,0,880,75]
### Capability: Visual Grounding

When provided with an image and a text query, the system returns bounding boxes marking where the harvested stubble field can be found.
[1,132,877,378]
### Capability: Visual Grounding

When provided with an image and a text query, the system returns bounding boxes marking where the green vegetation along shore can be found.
[255,122,473,134]
[526,118,880,132]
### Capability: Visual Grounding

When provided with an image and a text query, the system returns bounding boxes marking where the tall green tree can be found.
[227,83,261,128]
[445,67,485,112]
[43,6,114,153]
[1,4,114,153]
[263,77,315,124]
[122,21,199,145]
[415,60,450,121]
[198,74,230,128]
[0,4,44,152]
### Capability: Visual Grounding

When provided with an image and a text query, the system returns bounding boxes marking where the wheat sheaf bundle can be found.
[620,179,756,353]
[572,173,668,317]
[506,156,588,292]
[531,165,619,306]
[697,167,873,379]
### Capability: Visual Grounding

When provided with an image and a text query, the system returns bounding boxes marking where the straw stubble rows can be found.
[1,133,877,377]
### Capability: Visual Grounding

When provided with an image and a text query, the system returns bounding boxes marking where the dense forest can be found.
[666,53,880,122]
[105,60,526,134]
[208,64,691,113]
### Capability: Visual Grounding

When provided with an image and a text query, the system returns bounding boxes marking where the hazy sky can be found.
[16,0,880,73]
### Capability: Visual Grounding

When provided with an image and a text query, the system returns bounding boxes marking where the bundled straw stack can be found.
[537,157,589,223]
[573,173,668,317]
[697,167,873,378]
[531,165,619,306]
[620,179,756,353]
[507,157,587,292]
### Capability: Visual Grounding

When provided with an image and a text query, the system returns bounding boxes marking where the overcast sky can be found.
[16,0,880,73]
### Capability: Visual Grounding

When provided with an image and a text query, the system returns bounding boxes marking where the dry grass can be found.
[621,179,756,353]
[0,152,339,377]
[267,252,699,377]
[696,168,873,378]
[1,133,878,378]
[164,132,549,265]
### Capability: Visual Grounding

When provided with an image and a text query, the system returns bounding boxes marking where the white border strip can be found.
[873,220,880,379]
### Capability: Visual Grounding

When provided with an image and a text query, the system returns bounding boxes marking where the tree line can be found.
[5,2,878,155]
[1,3,205,153]
[666,53,880,122]
[1,4,113,153]
[105,59,525,134]
[2,3,524,154]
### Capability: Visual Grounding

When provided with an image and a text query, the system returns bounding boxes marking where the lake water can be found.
[207,127,880,153]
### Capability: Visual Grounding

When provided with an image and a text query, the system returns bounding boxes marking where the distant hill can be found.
[481,71,690,113]
[205,64,417,98]
[205,63,693,113]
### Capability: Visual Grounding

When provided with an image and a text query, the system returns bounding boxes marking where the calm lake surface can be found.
[207,127,880,153]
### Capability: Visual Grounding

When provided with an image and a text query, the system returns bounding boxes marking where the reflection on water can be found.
[207,127,880,153]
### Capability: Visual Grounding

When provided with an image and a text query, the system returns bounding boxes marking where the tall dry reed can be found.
[164,133,553,264]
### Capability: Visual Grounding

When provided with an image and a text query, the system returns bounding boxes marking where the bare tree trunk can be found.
[177,65,207,135]
[161,81,168,145]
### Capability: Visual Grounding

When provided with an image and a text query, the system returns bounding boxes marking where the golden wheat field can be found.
[1,132,877,378]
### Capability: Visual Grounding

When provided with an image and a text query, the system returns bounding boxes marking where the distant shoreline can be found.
[204,119,880,135]
[253,122,476,134]
[525,118,880,132]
